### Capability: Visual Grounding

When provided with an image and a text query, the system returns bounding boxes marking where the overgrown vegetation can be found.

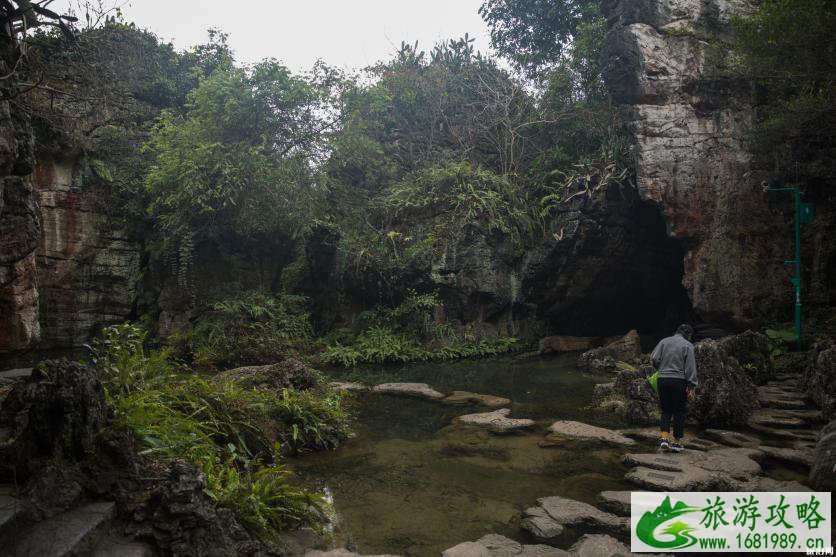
[171,289,314,369]
[86,323,349,538]
[321,291,517,366]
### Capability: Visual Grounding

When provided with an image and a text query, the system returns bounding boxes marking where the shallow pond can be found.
[293,355,637,556]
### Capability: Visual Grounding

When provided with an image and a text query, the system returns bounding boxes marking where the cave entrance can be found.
[530,183,695,338]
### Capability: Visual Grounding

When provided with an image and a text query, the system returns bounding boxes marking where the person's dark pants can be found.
[658,377,688,440]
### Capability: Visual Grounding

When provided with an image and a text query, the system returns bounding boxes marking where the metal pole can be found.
[793,186,802,350]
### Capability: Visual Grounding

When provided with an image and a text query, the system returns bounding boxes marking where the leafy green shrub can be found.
[174,290,313,369]
[89,323,348,538]
[764,328,796,356]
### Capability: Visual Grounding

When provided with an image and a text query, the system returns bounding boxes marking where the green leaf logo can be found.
[636,496,701,549]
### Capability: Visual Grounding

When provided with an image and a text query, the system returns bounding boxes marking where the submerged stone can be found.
[372,382,445,400]
[442,391,511,408]
[454,408,535,434]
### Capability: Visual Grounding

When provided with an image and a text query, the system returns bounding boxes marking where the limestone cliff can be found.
[0,34,40,354]
[602,0,835,327]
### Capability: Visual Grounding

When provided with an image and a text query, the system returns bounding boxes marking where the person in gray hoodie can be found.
[651,324,697,452]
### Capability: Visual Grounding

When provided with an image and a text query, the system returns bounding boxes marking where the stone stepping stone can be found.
[748,423,819,442]
[372,382,445,400]
[756,394,807,410]
[621,428,717,451]
[623,447,763,491]
[703,429,761,448]
[522,496,628,541]
[543,421,636,446]
[328,381,367,393]
[454,408,535,434]
[6,501,115,557]
[443,534,567,557]
[597,491,631,515]
[568,534,655,557]
[626,465,724,491]
[748,409,811,428]
[0,368,32,379]
[734,476,811,492]
[442,391,511,408]
[306,550,400,557]
[758,445,814,467]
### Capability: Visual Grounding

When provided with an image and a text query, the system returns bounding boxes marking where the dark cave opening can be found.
[528,184,696,338]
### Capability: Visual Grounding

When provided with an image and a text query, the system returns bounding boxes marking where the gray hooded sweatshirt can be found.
[650,333,698,388]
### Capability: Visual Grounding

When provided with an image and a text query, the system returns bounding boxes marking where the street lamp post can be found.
[764,184,814,350]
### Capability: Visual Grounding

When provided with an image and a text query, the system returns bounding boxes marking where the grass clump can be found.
[87,323,349,539]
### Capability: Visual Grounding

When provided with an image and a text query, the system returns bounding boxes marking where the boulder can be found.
[539,336,601,354]
[577,330,642,373]
[717,330,773,385]
[372,382,445,400]
[443,534,567,557]
[689,338,758,427]
[215,358,317,391]
[0,360,107,481]
[809,418,836,492]
[442,391,511,408]
[544,421,636,446]
[522,496,628,541]
[802,341,836,421]
[454,408,535,434]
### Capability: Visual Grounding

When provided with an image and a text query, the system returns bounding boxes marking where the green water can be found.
[293,355,639,556]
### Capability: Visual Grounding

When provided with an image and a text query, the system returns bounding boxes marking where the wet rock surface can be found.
[372,382,445,400]
[689,338,759,427]
[543,421,636,446]
[454,409,535,434]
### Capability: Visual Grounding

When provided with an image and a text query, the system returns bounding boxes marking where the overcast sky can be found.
[51,0,495,72]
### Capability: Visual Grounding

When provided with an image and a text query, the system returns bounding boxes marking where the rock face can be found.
[802,341,836,421]
[577,330,642,373]
[34,155,142,348]
[809,419,836,492]
[0,32,40,355]
[602,0,835,326]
